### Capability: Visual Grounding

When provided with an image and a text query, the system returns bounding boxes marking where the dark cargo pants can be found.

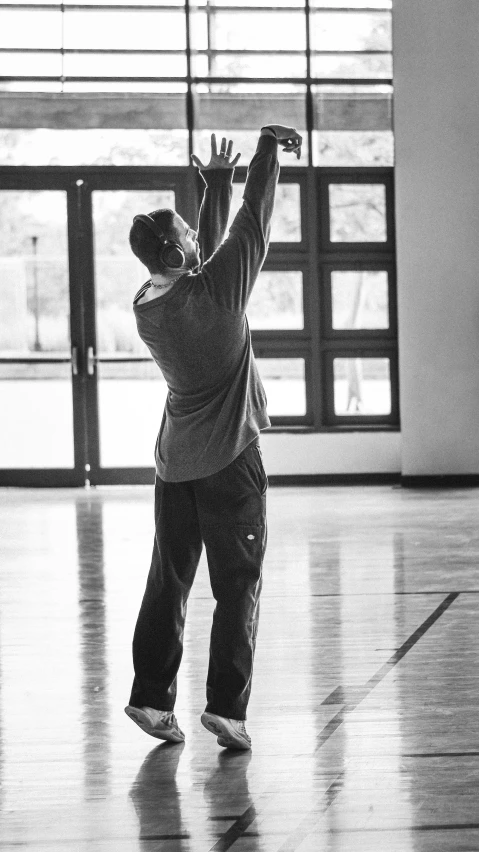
[129,440,267,721]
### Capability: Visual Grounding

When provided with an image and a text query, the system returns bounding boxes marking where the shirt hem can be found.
[155,413,270,483]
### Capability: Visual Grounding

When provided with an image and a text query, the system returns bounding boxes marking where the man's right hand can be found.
[261,125,302,159]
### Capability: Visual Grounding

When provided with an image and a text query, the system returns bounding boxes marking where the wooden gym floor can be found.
[0,484,478,851]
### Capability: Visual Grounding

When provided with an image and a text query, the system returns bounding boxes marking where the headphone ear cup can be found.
[161,243,185,269]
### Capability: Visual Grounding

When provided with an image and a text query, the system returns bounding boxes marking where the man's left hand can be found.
[191,133,241,170]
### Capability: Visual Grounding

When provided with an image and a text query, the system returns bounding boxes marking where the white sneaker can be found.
[124,706,185,743]
[201,712,251,750]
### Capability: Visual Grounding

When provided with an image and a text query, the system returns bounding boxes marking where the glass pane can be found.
[93,190,174,467]
[248,271,303,330]
[0,129,188,166]
[194,0,305,5]
[0,361,74,468]
[97,361,167,468]
[312,85,393,166]
[64,0,185,4]
[192,83,307,167]
[0,191,70,353]
[310,11,392,52]
[256,358,306,416]
[311,53,392,79]
[0,53,62,77]
[190,8,306,55]
[93,190,175,355]
[227,183,302,242]
[192,52,307,78]
[311,0,391,7]
[329,184,387,242]
[64,53,187,79]
[0,10,62,48]
[314,130,394,167]
[331,271,388,329]
[333,357,391,415]
[63,10,186,50]
[0,190,74,468]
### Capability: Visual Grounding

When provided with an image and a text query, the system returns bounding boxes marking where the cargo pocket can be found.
[253,445,268,496]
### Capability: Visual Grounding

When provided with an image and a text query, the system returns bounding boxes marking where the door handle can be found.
[87,346,96,376]
[71,345,79,376]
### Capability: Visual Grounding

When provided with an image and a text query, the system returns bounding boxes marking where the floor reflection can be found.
[76,496,111,799]
[129,744,259,851]
[0,485,478,851]
[203,750,259,849]
[130,742,188,847]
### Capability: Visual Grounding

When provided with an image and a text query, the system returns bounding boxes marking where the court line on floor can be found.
[315,592,459,747]
[193,591,479,600]
[206,592,459,852]
[403,751,479,758]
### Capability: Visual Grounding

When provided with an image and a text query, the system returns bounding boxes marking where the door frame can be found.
[0,166,196,486]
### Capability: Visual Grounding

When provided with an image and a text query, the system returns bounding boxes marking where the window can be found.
[317,170,397,426]
[0,0,397,432]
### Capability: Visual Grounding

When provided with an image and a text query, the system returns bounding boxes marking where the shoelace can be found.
[237,721,250,739]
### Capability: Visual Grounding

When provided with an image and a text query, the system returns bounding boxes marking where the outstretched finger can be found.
[226,139,233,158]
[211,132,217,156]
[230,152,241,167]
[281,144,302,159]
[191,154,205,169]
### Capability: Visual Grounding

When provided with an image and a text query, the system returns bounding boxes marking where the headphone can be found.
[133,213,185,270]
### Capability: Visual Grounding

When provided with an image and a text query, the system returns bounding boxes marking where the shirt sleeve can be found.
[197,168,234,264]
[200,134,280,314]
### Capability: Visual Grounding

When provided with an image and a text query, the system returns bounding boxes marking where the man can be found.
[125,124,302,750]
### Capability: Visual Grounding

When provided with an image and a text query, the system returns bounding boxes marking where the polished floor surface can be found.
[1,484,479,851]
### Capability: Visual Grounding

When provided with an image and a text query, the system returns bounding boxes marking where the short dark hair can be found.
[129,208,179,274]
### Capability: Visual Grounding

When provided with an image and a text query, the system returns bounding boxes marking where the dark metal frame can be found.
[0,0,393,176]
[316,168,397,427]
[0,171,88,486]
[0,166,194,486]
[322,348,399,426]
[0,1,396,484]
[318,169,396,254]
[320,261,398,342]
[239,165,398,431]
[0,161,398,484]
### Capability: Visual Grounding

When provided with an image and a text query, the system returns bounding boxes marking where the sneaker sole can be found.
[124,707,185,743]
[201,712,251,750]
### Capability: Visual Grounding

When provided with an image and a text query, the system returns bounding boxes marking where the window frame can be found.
[229,166,399,431]
[1,0,397,435]
[322,348,399,427]
[320,261,398,342]
[253,347,314,428]
[318,168,395,254]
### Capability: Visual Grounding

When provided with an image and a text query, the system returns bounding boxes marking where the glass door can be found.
[84,176,192,485]
[0,185,85,486]
[0,170,193,486]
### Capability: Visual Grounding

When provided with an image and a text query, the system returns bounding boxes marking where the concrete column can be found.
[393,0,479,474]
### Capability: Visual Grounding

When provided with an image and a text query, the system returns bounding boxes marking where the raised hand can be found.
[191,133,241,170]
[261,124,303,160]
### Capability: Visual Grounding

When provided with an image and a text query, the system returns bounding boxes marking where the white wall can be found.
[393,0,479,475]
[262,431,401,476]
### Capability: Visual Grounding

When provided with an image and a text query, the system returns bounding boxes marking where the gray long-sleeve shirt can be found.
[133,134,280,481]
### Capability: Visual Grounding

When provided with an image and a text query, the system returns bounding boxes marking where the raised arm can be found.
[198,124,302,313]
[192,134,241,263]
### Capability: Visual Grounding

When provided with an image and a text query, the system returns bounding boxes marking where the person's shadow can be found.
[129,742,187,847]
